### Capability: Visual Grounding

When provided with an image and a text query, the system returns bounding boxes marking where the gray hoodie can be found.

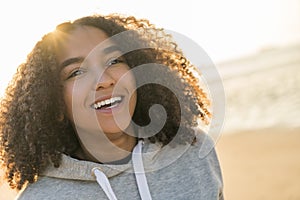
[17,131,223,200]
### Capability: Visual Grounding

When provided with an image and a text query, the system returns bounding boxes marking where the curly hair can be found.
[0,14,211,190]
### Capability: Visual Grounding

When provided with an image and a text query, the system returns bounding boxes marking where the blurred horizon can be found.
[218,42,300,133]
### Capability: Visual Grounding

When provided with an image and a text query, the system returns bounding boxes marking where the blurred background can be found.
[0,0,299,199]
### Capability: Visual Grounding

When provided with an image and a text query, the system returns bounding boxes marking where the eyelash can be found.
[66,57,126,80]
[67,69,85,79]
[106,57,125,66]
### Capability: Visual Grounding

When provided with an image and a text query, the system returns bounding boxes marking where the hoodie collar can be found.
[42,138,191,181]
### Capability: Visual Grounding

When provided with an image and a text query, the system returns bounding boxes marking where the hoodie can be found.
[16,131,224,200]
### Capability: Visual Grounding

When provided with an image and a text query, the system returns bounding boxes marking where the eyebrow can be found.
[59,45,123,68]
[103,45,123,55]
[60,57,85,68]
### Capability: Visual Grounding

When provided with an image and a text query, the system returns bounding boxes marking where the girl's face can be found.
[58,26,137,138]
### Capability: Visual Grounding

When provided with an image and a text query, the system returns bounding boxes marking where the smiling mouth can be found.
[92,96,123,110]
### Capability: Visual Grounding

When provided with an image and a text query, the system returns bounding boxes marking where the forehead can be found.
[56,26,113,63]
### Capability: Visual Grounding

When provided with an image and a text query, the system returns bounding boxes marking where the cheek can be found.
[115,68,137,115]
[127,74,137,115]
[115,67,137,95]
[63,84,75,120]
[130,91,137,115]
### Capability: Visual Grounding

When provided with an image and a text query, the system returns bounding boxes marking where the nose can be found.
[94,71,115,90]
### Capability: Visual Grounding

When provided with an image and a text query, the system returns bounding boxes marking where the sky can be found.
[0,0,300,96]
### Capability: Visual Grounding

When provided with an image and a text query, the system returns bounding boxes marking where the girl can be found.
[0,14,223,199]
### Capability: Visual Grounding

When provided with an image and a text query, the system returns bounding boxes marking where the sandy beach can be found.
[216,128,300,200]
[214,44,300,199]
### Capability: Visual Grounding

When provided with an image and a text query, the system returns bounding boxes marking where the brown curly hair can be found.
[0,14,211,190]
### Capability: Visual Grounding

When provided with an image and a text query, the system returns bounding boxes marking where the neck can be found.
[74,126,137,163]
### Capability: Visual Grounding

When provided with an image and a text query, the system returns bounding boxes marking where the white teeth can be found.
[93,96,122,109]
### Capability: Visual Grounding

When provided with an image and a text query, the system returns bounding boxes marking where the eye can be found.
[67,68,85,79]
[106,57,126,67]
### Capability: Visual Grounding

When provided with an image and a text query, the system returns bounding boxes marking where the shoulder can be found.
[145,128,222,173]
[16,176,69,200]
[188,128,222,168]
[154,128,224,199]
[193,128,218,158]
[185,128,224,197]
[172,127,223,185]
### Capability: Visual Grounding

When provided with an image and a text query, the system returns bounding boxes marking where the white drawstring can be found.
[92,140,152,200]
[132,140,152,200]
[92,167,118,200]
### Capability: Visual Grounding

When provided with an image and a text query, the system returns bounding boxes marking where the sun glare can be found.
[0,1,107,97]
[1,0,300,98]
